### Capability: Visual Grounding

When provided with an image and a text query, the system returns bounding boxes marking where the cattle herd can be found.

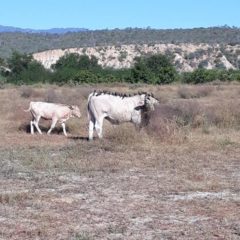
[24,90,159,139]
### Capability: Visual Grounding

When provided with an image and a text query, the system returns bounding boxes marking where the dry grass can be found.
[177,85,213,99]
[0,83,240,239]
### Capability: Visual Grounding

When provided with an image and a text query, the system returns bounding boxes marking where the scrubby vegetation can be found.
[1,52,177,84]
[1,51,240,85]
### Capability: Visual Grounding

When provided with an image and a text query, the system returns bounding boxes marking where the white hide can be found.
[25,101,81,136]
[87,92,159,140]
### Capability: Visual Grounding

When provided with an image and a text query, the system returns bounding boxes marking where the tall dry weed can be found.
[20,86,41,98]
[205,100,240,128]
[44,88,59,103]
[173,100,204,127]
[178,85,213,99]
[106,124,144,146]
[145,105,184,143]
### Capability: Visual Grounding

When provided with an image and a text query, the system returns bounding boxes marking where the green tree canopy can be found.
[131,54,177,84]
[52,53,100,71]
[7,51,51,84]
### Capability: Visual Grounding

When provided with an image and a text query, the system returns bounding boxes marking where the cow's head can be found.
[137,93,148,107]
[70,105,81,118]
[144,93,159,111]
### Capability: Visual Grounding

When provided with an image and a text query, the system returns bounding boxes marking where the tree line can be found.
[1,26,240,59]
[1,51,240,86]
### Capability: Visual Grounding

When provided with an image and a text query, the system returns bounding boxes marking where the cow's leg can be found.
[33,116,42,135]
[61,122,67,137]
[88,111,96,140]
[47,118,58,135]
[95,116,104,139]
[88,120,94,140]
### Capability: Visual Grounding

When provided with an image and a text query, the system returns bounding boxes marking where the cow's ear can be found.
[138,99,145,106]
[135,106,144,111]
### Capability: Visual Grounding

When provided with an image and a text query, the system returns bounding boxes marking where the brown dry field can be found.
[0,83,240,240]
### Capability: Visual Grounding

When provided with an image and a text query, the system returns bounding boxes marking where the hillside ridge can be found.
[1,27,240,59]
[33,43,240,72]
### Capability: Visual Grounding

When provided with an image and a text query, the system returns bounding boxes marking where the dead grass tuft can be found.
[0,191,30,204]
[145,105,183,142]
[174,100,203,127]
[106,124,144,146]
[204,101,240,128]
[20,86,41,98]
[44,88,59,102]
[178,85,213,99]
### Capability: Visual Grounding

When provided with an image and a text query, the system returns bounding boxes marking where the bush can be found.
[4,51,240,85]
[20,86,40,98]
[181,69,217,84]
[0,74,6,88]
[72,70,99,83]
[6,51,51,84]
[52,53,100,71]
[145,105,181,141]
[131,54,177,84]
[181,69,240,84]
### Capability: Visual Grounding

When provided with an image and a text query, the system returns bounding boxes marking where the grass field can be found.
[0,83,240,239]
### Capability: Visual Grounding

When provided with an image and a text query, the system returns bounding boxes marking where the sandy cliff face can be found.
[33,43,240,71]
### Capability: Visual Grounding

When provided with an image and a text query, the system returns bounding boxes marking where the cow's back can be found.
[88,94,136,122]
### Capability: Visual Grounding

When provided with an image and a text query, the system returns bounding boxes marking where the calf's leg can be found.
[61,122,67,136]
[30,120,34,134]
[47,118,58,135]
[33,115,42,134]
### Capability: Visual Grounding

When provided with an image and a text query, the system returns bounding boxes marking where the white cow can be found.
[24,101,81,136]
[87,91,159,140]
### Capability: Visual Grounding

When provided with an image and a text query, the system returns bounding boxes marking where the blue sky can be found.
[1,0,240,30]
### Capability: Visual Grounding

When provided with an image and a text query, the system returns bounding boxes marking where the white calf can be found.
[24,101,81,136]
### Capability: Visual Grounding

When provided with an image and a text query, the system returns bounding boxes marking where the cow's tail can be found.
[87,92,95,120]
[23,102,32,112]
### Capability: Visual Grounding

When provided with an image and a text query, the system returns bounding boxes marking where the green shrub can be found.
[6,51,51,84]
[4,51,240,85]
[131,54,177,84]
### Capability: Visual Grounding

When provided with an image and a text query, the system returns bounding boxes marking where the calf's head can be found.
[70,105,81,118]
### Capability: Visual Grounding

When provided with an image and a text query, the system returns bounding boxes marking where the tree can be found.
[52,53,100,71]
[7,51,33,75]
[131,57,153,83]
[7,51,51,84]
[51,53,102,83]
[131,54,177,84]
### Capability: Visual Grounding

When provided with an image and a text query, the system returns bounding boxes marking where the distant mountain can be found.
[0,25,88,34]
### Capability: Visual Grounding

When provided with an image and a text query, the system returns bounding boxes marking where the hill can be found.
[1,26,240,72]
[1,26,240,59]
[0,25,88,34]
[33,43,240,72]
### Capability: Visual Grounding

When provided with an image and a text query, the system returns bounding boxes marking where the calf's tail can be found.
[24,103,32,112]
